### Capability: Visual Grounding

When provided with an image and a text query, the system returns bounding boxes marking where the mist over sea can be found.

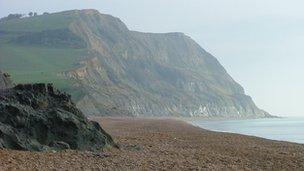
[191,117,304,144]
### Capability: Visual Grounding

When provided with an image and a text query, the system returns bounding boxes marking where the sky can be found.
[1,0,303,117]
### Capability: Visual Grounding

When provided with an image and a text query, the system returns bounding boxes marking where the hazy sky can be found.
[1,0,303,116]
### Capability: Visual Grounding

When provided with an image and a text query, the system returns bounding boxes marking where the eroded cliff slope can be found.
[0,9,270,118]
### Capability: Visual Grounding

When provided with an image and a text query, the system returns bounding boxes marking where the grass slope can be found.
[0,11,76,32]
[0,11,87,91]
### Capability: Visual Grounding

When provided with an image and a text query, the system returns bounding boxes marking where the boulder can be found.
[0,83,115,151]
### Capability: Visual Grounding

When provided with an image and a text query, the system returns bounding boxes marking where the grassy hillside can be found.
[0,11,76,32]
[0,44,86,82]
[0,11,88,91]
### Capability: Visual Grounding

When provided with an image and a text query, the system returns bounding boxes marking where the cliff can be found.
[0,9,271,118]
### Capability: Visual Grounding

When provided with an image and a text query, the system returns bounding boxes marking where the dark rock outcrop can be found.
[0,83,115,151]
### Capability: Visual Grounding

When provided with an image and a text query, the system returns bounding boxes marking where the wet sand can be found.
[0,117,304,170]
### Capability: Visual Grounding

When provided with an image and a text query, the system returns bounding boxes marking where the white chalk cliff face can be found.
[0,9,271,118]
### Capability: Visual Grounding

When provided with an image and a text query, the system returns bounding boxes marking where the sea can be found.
[190,117,304,144]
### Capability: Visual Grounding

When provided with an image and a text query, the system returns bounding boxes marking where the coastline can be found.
[1,117,303,170]
[176,115,282,122]
[187,116,304,144]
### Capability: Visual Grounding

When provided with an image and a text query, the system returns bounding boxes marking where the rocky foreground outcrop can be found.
[0,83,115,151]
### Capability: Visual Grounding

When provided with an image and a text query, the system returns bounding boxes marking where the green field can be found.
[0,11,92,100]
[0,11,75,32]
[0,44,87,88]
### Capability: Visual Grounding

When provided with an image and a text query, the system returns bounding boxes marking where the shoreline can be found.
[89,115,283,123]
[92,116,303,145]
[176,115,283,122]
[187,116,304,145]
[0,117,303,170]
